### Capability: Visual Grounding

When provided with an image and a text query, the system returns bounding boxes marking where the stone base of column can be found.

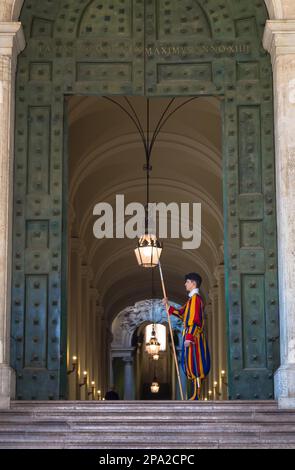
[0,364,15,409]
[274,364,295,409]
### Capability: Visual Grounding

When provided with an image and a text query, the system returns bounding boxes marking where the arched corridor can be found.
[66,96,227,400]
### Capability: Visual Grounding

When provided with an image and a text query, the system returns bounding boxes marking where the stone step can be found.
[0,423,295,434]
[0,432,295,448]
[0,443,293,450]
[10,400,280,410]
[2,403,294,423]
[0,401,294,449]
[0,428,294,440]
[2,408,285,414]
[0,416,295,431]
[7,402,286,415]
[1,416,295,425]
[0,438,294,449]
[0,424,295,436]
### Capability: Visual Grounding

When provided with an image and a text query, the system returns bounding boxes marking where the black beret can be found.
[184,272,202,287]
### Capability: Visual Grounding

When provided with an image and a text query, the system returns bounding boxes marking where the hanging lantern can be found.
[146,336,161,356]
[150,378,160,394]
[146,328,161,356]
[135,233,163,268]
[153,354,160,361]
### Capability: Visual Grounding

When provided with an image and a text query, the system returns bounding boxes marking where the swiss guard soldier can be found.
[163,273,210,400]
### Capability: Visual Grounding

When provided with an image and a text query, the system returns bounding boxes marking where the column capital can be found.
[214,265,225,282]
[68,204,76,234]
[81,265,94,283]
[101,316,108,325]
[263,20,295,61]
[71,237,85,255]
[87,267,94,282]
[81,264,90,279]
[209,286,218,302]
[96,305,104,316]
[107,328,114,343]
[89,287,99,300]
[0,22,25,56]
[123,356,133,365]
[205,302,213,316]
[218,243,224,262]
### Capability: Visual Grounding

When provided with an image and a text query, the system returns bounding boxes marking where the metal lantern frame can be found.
[146,328,161,356]
[135,233,163,269]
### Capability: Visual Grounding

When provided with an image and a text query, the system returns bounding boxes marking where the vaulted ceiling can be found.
[68,96,223,324]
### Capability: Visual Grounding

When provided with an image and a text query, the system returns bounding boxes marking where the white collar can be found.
[189,288,200,298]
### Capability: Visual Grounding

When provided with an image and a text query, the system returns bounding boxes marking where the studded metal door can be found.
[12,0,145,401]
[12,0,279,400]
[143,0,279,400]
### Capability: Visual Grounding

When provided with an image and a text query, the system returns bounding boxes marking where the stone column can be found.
[89,287,98,398]
[105,325,113,392]
[80,265,90,400]
[96,305,103,397]
[202,307,209,400]
[86,272,93,397]
[0,23,25,409]
[109,352,114,389]
[100,316,112,394]
[92,296,100,398]
[264,20,295,409]
[214,265,227,400]
[123,356,134,400]
[206,301,213,398]
[209,287,219,400]
[67,238,83,399]
[135,342,141,400]
[67,210,76,388]
[100,316,107,395]
[86,279,94,390]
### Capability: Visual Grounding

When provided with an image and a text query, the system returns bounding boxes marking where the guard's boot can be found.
[189,379,200,401]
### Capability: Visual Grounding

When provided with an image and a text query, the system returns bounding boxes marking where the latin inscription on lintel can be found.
[33,40,252,58]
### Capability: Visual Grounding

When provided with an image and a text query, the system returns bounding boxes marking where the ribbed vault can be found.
[68,96,223,324]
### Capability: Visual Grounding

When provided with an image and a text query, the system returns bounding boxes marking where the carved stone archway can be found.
[111,299,182,350]
[111,299,183,400]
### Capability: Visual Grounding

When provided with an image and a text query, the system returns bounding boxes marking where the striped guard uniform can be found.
[169,293,210,381]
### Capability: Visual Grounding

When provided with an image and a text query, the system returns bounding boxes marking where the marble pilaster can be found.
[0,22,24,409]
[264,20,295,408]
